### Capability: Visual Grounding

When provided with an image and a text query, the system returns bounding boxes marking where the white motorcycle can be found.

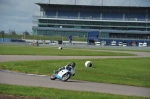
[50,67,75,81]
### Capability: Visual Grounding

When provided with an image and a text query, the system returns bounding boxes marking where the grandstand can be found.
[32,0,150,46]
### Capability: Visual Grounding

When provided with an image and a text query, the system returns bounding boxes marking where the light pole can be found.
[60,26,63,45]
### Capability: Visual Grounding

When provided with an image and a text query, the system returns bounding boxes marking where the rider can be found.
[55,62,76,76]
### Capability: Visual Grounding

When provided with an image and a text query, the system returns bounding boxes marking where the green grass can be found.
[0,58,150,87]
[0,34,87,41]
[0,44,135,56]
[0,44,150,98]
[0,84,148,99]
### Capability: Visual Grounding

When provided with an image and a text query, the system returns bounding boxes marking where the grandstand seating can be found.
[137,14,146,21]
[102,12,123,20]
[112,13,123,20]
[45,11,56,16]
[91,12,100,19]
[126,13,137,18]
[148,14,150,20]
[80,11,94,19]
[44,10,148,21]
[58,11,78,18]
[102,12,110,20]
[125,13,146,21]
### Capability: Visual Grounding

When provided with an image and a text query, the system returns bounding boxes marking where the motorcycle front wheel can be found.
[62,73,71,81]
[50,73,56,80]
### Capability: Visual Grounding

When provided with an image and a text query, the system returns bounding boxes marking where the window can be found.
[93,22,100,25]
[75,21,84,24]
[57,20,66,24]
[48,20,56,23]
[66,21,74,24]
[39,19,47,23]
[101,22,109,25]
[118,22,128,26]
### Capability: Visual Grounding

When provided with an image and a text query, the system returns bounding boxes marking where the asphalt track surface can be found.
[0,51,150,98]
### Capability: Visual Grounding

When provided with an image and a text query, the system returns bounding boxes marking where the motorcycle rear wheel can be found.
[62,73,71,81]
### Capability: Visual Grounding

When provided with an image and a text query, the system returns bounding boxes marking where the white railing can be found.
[33,15,150,22]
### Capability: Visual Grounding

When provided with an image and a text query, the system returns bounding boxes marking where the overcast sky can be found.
[0,0,149,34]
[0,0,41,33]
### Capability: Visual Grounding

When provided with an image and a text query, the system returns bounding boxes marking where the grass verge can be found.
[0,84,149,99]
[0,58,150,87]
[0,44,136,56]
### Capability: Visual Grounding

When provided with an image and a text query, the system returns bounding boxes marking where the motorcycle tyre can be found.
[50,74,56,80]
[62,72,71,82]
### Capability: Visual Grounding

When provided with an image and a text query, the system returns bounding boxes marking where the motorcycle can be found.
[50,67,75,81]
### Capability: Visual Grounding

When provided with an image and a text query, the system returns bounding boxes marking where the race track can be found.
[0,51,150,98]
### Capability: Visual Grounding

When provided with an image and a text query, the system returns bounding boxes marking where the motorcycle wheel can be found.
[62,73,71,81]
[50,73,56,80]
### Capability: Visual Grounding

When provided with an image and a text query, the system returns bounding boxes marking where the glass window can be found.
[57,20,66,24]
[66,21,74,24]
[84,21,91,25]
[93,22,100,25]
[118,22,128,26]
[81,26,90,29]
[128,23,137,26]
[110,22,119,26]
[48,20,56,23]
[147,23,150,26]
[63,26,74,28]
[101,22,109,25]
[137,23,146,26]
[39,19,47,23]
[75,21,84,24]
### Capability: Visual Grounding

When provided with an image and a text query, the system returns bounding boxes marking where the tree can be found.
[23,31,30,36]
[12,31,16,35]
[0,31,4,38]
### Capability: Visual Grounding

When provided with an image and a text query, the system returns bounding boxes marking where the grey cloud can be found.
[0,0,41,32]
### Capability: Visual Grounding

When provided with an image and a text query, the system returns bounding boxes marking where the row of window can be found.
[35,30,150,39]
[110,33,150,39]
[39,25,150,31]
[36,30,87,36]
[39,19,150,26]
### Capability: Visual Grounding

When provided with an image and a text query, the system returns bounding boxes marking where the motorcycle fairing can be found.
[56,74,62,79]
[56,69,68,79]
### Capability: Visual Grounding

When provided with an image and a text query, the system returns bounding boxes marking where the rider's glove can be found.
[72,73,75,76]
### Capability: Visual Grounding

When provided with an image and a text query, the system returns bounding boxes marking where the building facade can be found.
[32,0,150,45]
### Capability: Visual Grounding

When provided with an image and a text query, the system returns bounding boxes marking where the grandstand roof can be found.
[37,0,150,7]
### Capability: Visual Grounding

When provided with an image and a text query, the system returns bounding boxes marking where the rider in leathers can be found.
[56,62,76,76]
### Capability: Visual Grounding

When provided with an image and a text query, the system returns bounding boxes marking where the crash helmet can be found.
[70,62,76,68]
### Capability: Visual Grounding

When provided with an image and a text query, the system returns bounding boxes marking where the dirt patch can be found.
[0,94,58,99]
